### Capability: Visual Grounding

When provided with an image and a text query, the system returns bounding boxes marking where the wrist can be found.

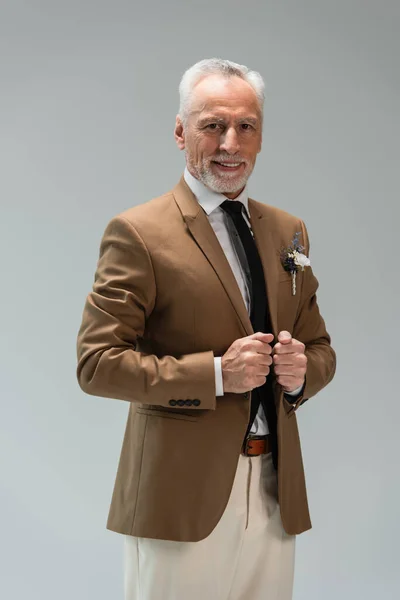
[284,379,305,396]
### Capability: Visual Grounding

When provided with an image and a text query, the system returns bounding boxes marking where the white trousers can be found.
[124,452,296,600]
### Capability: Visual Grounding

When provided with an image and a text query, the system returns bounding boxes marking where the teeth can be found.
[219,162,241,167]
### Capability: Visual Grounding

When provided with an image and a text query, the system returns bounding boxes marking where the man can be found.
[76,58,336,600]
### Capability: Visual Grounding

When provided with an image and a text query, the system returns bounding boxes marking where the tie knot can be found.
[220,199,244,216]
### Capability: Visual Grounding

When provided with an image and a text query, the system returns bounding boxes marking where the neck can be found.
[224,188,245,199]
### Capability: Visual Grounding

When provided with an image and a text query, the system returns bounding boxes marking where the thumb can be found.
[278,330,292,344]
[251,332,274,342]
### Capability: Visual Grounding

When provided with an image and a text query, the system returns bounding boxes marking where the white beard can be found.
[186,154,255,194]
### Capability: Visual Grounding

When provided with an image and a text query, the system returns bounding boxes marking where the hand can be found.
[272,331,307,393]
[221,332,274,394]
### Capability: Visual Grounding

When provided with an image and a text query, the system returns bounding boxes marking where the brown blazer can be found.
[76,175,336,541]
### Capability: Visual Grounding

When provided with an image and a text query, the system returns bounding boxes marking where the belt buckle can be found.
[243,434,266,456]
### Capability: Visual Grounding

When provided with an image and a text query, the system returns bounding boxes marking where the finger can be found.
[273,354,296,365]
[248,334,274,354]
[281,337,305,353]
[274,361,297,373]
[278,330,292,344]
[275,349,306,365]
[273,342,295,355]
[259,351,274,364]
[274,366,304,377]
[254,340,274,354]
[295,340,306,354]
[251,332,274,343]
[276,375,303,388]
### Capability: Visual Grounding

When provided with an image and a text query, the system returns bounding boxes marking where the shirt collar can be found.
[183,166,249,216]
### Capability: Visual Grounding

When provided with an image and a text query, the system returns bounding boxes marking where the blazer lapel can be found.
[173,177,253,336]
[173,176,279,339]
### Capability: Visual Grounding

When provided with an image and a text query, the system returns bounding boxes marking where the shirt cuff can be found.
[284,379,306,404]
[214,357,224,397]
[284,383,304,397]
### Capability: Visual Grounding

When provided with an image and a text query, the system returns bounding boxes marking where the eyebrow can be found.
[198,116,259,127]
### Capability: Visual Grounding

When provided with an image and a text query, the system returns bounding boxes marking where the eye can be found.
[241,123,253,131]
[206,123,223,131]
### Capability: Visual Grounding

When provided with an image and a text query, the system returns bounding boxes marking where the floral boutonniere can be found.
[280,231,311,296]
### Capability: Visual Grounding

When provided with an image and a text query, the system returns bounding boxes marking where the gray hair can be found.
[178,58,265,125]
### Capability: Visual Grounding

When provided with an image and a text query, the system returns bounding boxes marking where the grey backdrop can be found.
[1,1,399,599]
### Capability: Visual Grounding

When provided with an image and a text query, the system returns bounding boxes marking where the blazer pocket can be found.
[135,407,198,422]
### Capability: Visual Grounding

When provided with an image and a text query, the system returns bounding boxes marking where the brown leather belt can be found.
[242,434,272,457]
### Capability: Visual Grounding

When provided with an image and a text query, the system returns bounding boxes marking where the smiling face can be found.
[174,74,263,198]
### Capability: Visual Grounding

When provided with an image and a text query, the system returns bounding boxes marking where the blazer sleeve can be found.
[282,219,336,416]
[76,215,216,410]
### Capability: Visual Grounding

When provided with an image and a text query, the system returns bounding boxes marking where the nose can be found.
[219,127,240,154]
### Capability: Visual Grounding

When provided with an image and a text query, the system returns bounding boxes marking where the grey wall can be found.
[1,1,399,598]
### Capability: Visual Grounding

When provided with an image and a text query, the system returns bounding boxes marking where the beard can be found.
[186,152,255,194]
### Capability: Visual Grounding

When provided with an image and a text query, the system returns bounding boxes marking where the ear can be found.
[174,115,185,150]
[257,129,263,154]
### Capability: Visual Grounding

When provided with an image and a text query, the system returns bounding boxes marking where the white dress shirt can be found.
[183,167,302,435]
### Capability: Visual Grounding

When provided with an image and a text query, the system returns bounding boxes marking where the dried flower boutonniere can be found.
[280,231,311,296]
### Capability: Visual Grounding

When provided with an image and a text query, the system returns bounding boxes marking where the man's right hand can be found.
[221,332,274,394]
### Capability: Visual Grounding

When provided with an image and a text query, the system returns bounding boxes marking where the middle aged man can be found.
[76,58,336,600]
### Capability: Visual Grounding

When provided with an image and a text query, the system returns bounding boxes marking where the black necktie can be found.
[220,199,271,437]
[220,199,267,334]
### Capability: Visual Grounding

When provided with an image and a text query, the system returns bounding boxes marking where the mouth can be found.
[212,161,244,173]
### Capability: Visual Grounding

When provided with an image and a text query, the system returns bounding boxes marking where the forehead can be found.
[189,74,261,120]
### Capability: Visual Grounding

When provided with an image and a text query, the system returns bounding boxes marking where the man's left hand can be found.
[272,331,307,393]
